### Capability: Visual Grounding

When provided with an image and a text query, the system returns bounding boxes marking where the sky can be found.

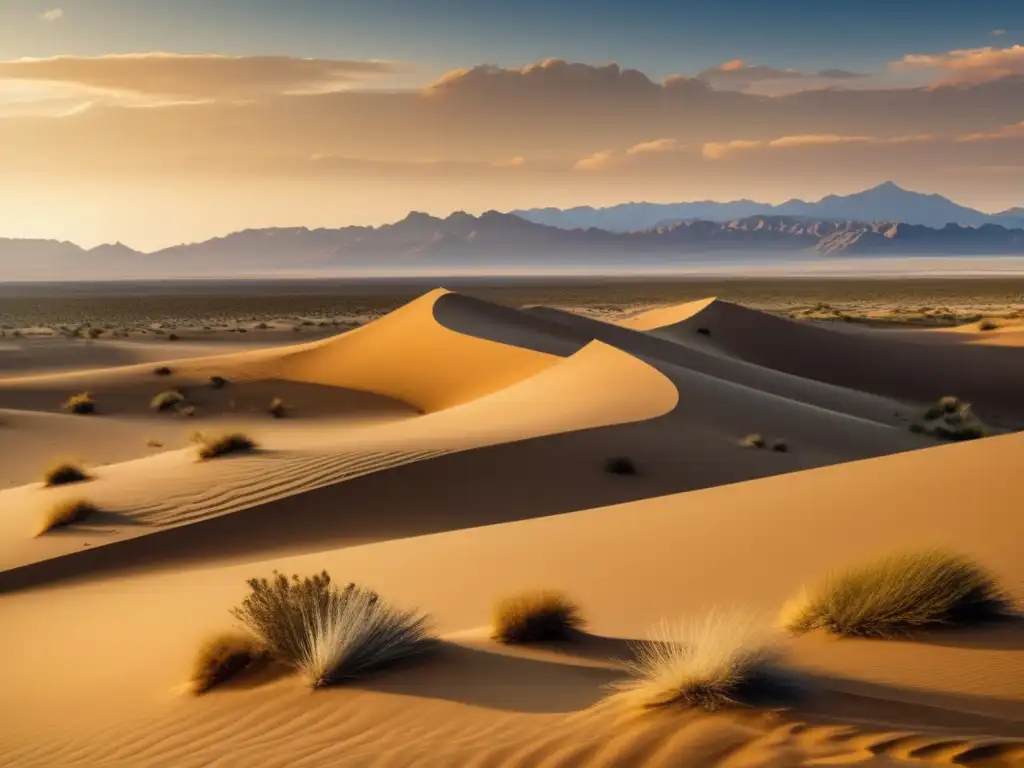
[1,0,1023,248]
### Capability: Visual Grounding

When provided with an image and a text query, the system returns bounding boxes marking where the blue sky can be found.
[2,0,1022,81]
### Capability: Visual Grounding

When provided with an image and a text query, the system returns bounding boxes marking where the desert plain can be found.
[0,276,1022,767]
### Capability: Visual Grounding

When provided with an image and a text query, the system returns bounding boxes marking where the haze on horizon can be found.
[1,0,1023,250]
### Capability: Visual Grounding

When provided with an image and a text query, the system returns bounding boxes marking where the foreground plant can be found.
[612,610,797,712]
[196,432,258,460]
[231,571,433,687]
[492,589,585,643]
[191,632,265,694]
[779,549,1013,638]
[37,498,99,536]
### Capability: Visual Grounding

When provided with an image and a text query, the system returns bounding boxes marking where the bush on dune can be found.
[914,396,987,441]
[151,390,187,412]
[153,366,173,376]
[604,456,637,475]
[779,550,1013,638]
[231,571,433,688]
[191,632,265,694]
[195,432,258,460]
[209,375,228,389]
[612,610,797,712]
[739,433,767,449]
[492,589,585,644]
[37,498,99,535]
[64,392,95,415]
[268,397,289,418]
[44,462,91,487]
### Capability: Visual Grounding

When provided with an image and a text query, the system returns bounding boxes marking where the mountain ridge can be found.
[514,182,1024,232]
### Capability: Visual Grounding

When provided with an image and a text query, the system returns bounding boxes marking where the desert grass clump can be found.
[696,327,711,336]
[769,439,789,453]
[779,550,1013,638]
[739,433,766,449]
[914,396,987,441]
[979,319,999,331]
[64,392,95,415]
[611,611,796,712]
[44,461,91,487]
[268,397,289,418]
[492,590,585,644]
[604,456,636,476]
[151,389,186,412]
[37,498,99,535]
[153,366,173,376]
[191,632,265,694]
[231,571,433,687]
[209,375,228,389]
[196,432,258,460]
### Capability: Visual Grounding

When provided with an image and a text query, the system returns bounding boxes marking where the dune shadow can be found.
[885,614,1024,651]
[352,639,622,714]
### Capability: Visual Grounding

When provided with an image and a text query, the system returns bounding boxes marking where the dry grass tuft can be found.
[151,390,186,412]
[191,632,265,694]
[769,439,789,453]
[64,392,95,415]
[979,319,999,331]
[209,375,228,389]
[611,611,797,712]
[779,550,1013,638]
[153,366,173,376]
[196,432,258,460]
[914,396,987,441]
[492,590,585,644]
[37,498,99,535]
[739,433,767,449]
[268,397,289,418]
[44,462,91,487]
[232,571,433,687]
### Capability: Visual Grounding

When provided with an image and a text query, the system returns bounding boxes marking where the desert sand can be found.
[0,287,1021,767]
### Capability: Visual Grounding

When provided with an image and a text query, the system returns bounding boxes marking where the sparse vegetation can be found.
[268,397,289,418]
[231,571,434,687]
[779,550,1013,638]
[492,590,585,644]
[146,439,163,448]
[44,462,91,487]
[913,396,987,441]
[191,632,265,694]
[64,392,96,415]
[151,390,187,412]
[37,498,99,535]
[979,319,999,331]
[154,366,173,376]
[769,439,789,453]
[739,433,767,449]
[168,333,180,341]
[209,375,228,389]
[611,611,797,712]
[604,456,636,475]
[696,327,711,336]
[196,432,258,460]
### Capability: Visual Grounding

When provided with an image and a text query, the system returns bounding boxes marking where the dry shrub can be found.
[37,498,98,535]
[268,398,289,418]
[232,571,433,687]
[196,432,258,460]
[696,327,711,336]
[740,433,767,449]
[153,366,173,376]
[492,590,585,644]
[44,462,91,487]
[914,396,987,441]
[769,439,789,453]
[979,319,999,331]
[64,392,95,415]
[151,390,186,412]
[779,550,1013,638]
[611,611,797,712]
[191,632,265,694]
[209,375,228,389]
[604,456,637,475]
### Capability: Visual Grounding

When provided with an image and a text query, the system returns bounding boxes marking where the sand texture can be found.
[0,288,1021,767]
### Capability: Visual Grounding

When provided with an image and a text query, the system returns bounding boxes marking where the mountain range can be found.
[3,188,1024,280]
[514,182,1024,232]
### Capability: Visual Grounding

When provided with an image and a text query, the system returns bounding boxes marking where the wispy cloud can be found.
[39,8,64,22]
[697,59,866,93]
[893,44,1024,83]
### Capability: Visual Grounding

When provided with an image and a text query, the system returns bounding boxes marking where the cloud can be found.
[893,44,1024,83]
[625,138,681,155]
[697,59,866,93]
[574,150,616,171]
[701,139,762,159]
[702,133,935,158]
[956,120,1024,141]
[991,29,1007,37]
[39,8,63,22]
[0,53,399,101]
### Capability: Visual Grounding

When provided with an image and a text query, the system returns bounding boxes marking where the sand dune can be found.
[0,288,1021,767]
